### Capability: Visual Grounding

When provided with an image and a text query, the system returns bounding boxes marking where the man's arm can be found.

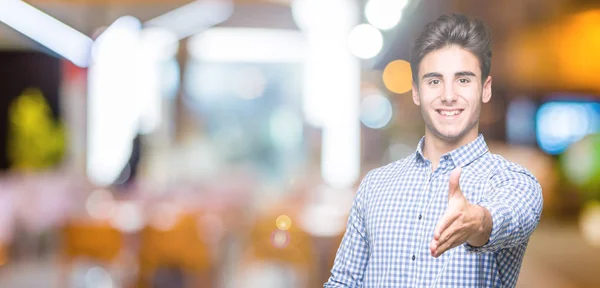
[324,172,371,288]
[464,163,543,253]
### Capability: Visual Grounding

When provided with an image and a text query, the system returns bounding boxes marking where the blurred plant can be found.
[560,133,600,201]
[7,87,66,171]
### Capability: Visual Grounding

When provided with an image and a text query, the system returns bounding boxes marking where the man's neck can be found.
[423,129,479,171]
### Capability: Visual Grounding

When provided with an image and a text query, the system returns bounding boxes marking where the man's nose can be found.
[441,82,458,103]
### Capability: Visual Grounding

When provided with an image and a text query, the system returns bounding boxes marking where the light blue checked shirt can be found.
[325,134,543,288]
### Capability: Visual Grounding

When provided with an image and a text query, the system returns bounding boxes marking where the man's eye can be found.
[429,80,440,85]
[458,78,470,84]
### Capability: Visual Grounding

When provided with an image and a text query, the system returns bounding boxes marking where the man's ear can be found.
[412,82,420,106]
[482,76,492,103]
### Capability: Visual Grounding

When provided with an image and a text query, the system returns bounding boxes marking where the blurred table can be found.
[517,220,600,288]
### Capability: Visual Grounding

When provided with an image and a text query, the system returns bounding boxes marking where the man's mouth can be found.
[436,109,464,116]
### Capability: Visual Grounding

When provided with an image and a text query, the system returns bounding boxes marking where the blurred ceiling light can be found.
[360,93,393,129]
[138,27,179,61]
[188,28,306,63]
[322,77,361,188]
[291,0,361,189]
[382,59,412,93]
[92,15,142,62]
[291,0,358,34]
[145,0,233,40]
[292,0,359,129]
[365,0,408,30]
[136,28,175,135]
[348,24,383,59]
[0,0,93,67]
[87,16,142,187]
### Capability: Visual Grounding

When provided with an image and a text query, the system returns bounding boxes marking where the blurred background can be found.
[0,0,599,287]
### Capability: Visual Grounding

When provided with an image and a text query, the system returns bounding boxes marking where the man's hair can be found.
[410,13,492,85]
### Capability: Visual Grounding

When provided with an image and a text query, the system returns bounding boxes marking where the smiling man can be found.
[324,14,543,287]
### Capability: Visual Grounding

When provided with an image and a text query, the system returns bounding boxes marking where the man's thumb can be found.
[448,167,462,197]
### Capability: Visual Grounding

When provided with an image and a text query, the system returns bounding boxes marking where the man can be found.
[324,13,543,287]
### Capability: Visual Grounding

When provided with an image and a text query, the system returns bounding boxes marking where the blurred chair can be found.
[60,220,124,287]
[238,209,318,288]
[137,212,213,288]
[0,243,7,269]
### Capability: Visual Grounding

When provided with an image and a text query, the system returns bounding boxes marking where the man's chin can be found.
[432,129,465,143]
[440,133,463,142]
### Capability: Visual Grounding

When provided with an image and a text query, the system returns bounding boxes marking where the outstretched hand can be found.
[430,167,487,258]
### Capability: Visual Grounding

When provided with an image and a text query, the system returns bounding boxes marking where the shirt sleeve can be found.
[464,163,543,254]
[324,171,372,288]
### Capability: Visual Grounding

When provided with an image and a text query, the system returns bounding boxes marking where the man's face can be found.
[412,45,492,143]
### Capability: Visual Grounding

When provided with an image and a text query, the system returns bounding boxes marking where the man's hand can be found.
[430,167,491,258]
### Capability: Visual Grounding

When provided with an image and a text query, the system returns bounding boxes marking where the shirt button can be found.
[412,255,416,261]
[418,214,422,220]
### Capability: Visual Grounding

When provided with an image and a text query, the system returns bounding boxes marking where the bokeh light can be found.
[298,203,348,237]
[109,201,144,233]
[271,230,290,249]
[149,202,180,231]
[230,66,267,99]
[85,189,116,220]
[580,201,600,247]
[275,215,292,231]
[347,24,383,59]
[360,93,393,129]
[365,0,408,30]
[84,266,114,288]
[536,102,599,154]
[269,107,303,150]
[561,134,600,198]
[382,59,413,94]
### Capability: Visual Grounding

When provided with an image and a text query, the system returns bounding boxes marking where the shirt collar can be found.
[415,134,489,168]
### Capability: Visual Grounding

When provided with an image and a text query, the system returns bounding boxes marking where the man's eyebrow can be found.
[422,72,443,79]
[455,71,477,77]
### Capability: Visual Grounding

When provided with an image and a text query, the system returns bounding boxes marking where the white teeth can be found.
[438,110,461,116]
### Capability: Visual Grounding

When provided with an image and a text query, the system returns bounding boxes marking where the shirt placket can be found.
[414,159,450,287]
[410,161,436,287]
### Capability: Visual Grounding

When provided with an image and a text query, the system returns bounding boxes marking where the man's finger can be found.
[432,232,463,258]
[448,167,462,199]
[433,211,460,240]
[433,219,463,253]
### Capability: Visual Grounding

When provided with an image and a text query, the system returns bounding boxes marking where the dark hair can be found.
[410,13,492,84]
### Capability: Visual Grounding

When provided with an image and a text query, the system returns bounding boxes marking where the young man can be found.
[324,14,543,287]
